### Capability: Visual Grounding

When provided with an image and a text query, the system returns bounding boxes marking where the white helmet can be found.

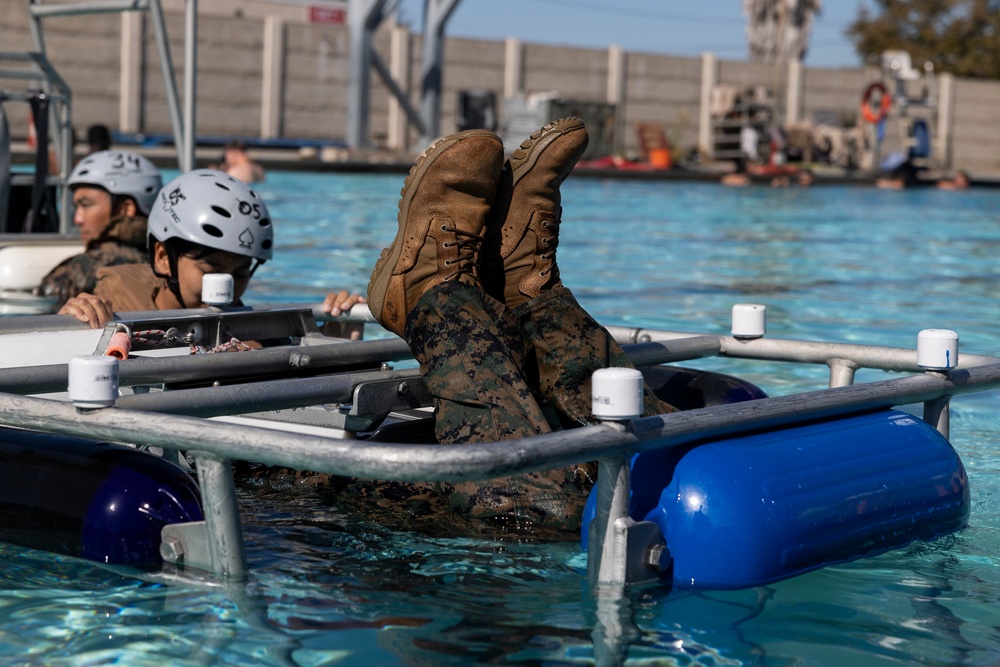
[68,150,162,216]
[149,169,273,261]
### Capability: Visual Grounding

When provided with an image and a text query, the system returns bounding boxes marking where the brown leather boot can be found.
[482,117,589,309]
[367,129,505,337]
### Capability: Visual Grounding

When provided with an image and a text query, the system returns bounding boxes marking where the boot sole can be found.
[508,116,586,188]
[368,129,501,326]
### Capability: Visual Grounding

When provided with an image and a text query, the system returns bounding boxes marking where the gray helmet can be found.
[68,150,162,216]
[149,169,273,261]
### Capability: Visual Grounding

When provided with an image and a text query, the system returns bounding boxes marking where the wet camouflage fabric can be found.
[319,281,676,538]
[35,215,148,308]
[407,282,673,441]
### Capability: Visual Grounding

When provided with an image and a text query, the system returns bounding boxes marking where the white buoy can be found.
[732,303,766,339]
[592,368,644,421]
[67,355,119,409]
[202,273,234,306]
[917,329,959,371]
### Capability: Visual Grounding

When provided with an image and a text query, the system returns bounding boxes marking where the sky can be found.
[395,0,869,69]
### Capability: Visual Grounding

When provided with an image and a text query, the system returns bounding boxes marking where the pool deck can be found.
[10,142,1000,188]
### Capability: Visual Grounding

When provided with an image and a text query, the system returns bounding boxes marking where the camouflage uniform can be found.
[408,281,671,443]
[35,215,148,308]
[92,262,182,312]
[321,281,674,538]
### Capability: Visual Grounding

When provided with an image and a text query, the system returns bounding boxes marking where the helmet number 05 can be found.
[239,200,262,220]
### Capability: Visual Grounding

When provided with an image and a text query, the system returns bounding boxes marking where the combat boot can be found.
[367,129,505,337]
[482,117,589,309]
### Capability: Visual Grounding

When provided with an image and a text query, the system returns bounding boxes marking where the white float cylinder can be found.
[202,273,234,306]
[592,368,644,421]
[732,303,766,339]
[67,355,119,409]
[917,329,959,370]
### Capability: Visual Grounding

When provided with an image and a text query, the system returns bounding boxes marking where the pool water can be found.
[6,173,1000,665]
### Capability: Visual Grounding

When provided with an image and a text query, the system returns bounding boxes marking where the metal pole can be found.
[193,453,247,580]
[0,337,414,395]
[182,0,197,172]
[588,452,632,584]
[0,365,998,481]
[347,0,390,148]
[827,358,858,388]
[148,0,186,166]
[923,386,951,440]
[419,0,461,146]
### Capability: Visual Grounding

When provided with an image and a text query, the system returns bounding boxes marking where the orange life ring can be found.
[861,82,891,124]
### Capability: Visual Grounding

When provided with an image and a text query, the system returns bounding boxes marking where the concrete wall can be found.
[623,53,702,155]
[3,1,1000,174]
[281,22,351,141]
[952,78,1000,174]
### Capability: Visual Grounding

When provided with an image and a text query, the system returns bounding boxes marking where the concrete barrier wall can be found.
[0,4,122,134]
[3,2,1000,174]
[952,78,1000,174]
[623,54,702,154]
[282,21,352,141]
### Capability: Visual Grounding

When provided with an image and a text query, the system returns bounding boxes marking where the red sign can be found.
[309,6,346,25]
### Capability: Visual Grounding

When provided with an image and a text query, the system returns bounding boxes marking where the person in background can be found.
[35,150,162,308]
[213,140,265,183]
[937,170,970,190]
[875,160,919,190]
[721,160,751,187]
[86,124,112,154]
[59,169,365,338]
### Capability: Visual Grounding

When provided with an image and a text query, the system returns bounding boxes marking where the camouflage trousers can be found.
[406,281,671,442]
[345,280,674,537]
[271,282,675,538]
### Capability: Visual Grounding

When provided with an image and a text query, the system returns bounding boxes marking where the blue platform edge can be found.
[581,409,969,589]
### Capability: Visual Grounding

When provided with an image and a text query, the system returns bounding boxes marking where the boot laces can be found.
[441,225,481,279]
[538,216,560,277]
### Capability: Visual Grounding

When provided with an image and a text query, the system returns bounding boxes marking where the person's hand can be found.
[320,290,367,340]
[58,293,115,329]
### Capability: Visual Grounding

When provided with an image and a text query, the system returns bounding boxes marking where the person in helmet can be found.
[58,169,365,337]
[35,150,162,308]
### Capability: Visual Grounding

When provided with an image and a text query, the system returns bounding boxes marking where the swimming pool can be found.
[5,173,1000,665]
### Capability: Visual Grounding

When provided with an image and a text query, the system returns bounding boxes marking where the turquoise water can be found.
[7,173,1000,665]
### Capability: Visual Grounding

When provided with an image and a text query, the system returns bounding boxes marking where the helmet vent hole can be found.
[261,239,272,250]
[259,217,271,228]
[214,182,231,191]
[202,224,224,238]
[211,205,232,218]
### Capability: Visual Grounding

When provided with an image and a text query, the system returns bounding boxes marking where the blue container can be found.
[582,409,969,589]
[0,427,203,568]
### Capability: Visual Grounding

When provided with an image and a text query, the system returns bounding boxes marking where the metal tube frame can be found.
[1,316,996,584]
[0,48,74,232]
[24,0,190,178]
[0,352,996,583]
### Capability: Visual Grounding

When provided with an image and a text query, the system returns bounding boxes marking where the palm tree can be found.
[744,0,823,64]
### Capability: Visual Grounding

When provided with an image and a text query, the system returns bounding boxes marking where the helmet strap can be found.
[150,241,189,309]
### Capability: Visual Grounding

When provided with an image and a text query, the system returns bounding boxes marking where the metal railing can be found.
[24,0,194,172]
[1,309,999,587]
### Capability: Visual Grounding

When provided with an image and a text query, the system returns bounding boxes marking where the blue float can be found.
[0,427,203,568]
[582,409,969,589]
